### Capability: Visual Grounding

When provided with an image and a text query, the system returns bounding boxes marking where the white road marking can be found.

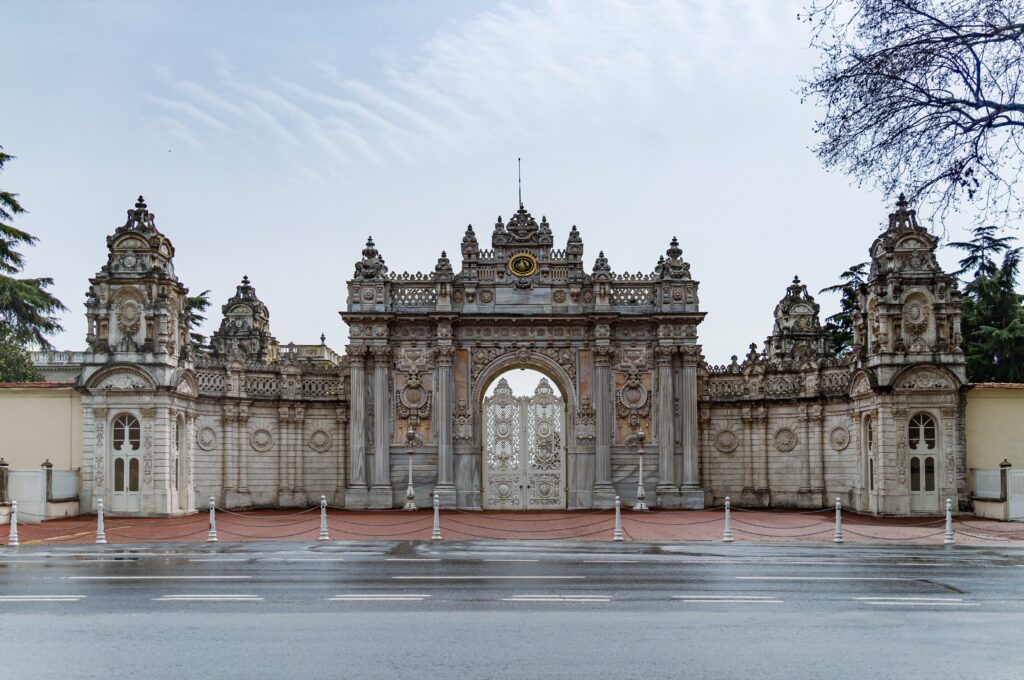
[188,558,249,562]
[385,558,441,562]
[503,595,609,603]
[854,596,978,607]
[673,595,783,603]
[736,577,915,581]
[329,594,431,602]
[154,594,263,602]
[0,560,48,564]
[895,563,945,567]
[584,560,641,564]
[0,595,86,602]
[68,575,251,581]
[856,597,962,601]
[260,558,347,562]
[482,559,541,563]
[393,575,585,580]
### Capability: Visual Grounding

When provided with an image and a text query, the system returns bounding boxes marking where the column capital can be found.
[369,345,392,364]
[655,345,677,366]
[679,344,703,366]
[593,345,616,367]
[435,344,455,367]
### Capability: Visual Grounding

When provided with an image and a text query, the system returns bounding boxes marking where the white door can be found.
[908,413,939,513]
[110,414,142,513]
[482,378,566,510]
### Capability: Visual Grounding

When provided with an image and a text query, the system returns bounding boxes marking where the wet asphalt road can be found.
[1,540,1022,680]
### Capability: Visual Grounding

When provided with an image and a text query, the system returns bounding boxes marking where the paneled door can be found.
[482,378,565,510]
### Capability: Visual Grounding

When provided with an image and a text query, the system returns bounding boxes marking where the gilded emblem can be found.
[509,253,537,277]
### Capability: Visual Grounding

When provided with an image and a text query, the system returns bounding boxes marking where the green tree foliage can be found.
[0,146,66,351]
[187,290,211,357]
[820,261,869,355]
[0,323,42,382]
[949,226,1024,382]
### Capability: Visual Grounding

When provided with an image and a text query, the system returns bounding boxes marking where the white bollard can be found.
[319,495,330,541]
[833,497,843,544]
[96,498,107,544]
[207,496,218,543]
[7,499,18,547]
[612,496,624,542]
[723,497,734,542]
[943,498,954,545]
[431,494,442,541]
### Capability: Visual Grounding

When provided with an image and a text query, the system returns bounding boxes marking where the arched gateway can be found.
[342,203,706,510]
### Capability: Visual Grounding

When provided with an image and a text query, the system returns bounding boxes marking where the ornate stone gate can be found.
[342,202,706,510]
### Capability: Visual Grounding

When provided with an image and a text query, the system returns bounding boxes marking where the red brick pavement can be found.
[4,507,1024,546]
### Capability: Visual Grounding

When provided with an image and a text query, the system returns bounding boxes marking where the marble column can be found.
[434,346,456,506]
[592,346,615,507]
[369,347,392,508]
[294,405,305,500]
[655,347,679,505]
[277,405,291,504]
[345,349,369,508]
[678,349,704,509]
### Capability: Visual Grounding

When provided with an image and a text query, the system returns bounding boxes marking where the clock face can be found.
[509,254,538,277]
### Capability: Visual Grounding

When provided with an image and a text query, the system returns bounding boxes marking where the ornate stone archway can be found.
[342,204,706,510]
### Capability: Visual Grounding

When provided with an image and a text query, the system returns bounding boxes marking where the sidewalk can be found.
[5,507,1024,546]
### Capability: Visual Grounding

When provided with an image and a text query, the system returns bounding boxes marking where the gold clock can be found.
[509,253,538,277]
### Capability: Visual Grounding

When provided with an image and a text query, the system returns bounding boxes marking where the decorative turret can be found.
[657,236,691,281]
[853,194,965,385]
[209,275,278,364]
[354,236,388,280]
[461,224,478,260]
[83,196,190,370]
[433,251,454,280]
[566,225,584,260]
[592,250,612,279]
[765,275,831,365]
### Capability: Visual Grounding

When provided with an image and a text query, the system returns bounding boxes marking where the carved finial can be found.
[888,192,920,231]
[320,332,326,345]
[242,274,250,286]
[793,275,800,285]
[135,195,147,210]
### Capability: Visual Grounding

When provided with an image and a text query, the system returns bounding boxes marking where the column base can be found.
[592,483,617,509]
[677,486,706,510]
[656,485,684,509]
[368,486,393,509]
[431,484,457,508]
[344,487,370,510]
[277,490,306,508]
[224,488,252,510]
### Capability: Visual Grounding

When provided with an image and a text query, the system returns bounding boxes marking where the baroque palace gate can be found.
[342,202,707,510]
[483,377,566,510]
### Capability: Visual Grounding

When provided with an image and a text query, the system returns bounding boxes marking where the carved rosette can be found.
[197,427,217,451]
[250,429,274,452]
[829,426,850,451]
[715,429,739,453]
[774,427,797,452]
[308,430,332,452]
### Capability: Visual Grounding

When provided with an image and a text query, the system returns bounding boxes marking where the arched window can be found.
[908,413,936,450]
[112,414,141,451]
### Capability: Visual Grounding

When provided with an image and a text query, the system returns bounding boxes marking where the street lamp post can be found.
[404,421,423,511]
[626,430,648,511]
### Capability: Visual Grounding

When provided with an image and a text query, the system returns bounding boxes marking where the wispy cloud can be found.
[148,0,791,180]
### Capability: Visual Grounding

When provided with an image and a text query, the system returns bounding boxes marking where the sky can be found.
[2,0,977,365]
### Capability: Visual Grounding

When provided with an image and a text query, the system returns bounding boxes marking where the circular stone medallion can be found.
[774,427,798,452]
[715,430,738,453]
[197,427,217,451]
[830,426,850,451]
[309,430,332,452]
[250,428,274,452]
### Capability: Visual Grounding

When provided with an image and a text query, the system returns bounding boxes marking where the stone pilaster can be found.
[433,345,456,506]
[368,346,392,508]
[345,348,370,509]
[678,346,704,508]
[655,346,681,506]
[592,345,616,507]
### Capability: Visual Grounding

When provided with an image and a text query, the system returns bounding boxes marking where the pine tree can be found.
[187,290,211,357]
[950,227,1024,382]
[820,262,869,355]
[0,146,66,351]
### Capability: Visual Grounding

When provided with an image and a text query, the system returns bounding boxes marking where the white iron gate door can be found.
[483,377,565,510]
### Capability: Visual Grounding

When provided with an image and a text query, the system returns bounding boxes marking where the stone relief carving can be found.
[453,399,473,441]
[715,429,739,453]
[829,426,850,451]
[141,408,154,484]
[308,429,332,452]
[470,345,576,385]
[774,427,798,452]
[576,396,596,441]
[896,369,952,390]
[250,429,274,452]
[197,427,217,451]
[616,370,651,433]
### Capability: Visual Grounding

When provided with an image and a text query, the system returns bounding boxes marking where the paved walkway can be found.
[5,507,1024,546]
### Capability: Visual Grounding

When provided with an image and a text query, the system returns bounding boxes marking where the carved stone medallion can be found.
[715,429,738,453]
[774,427,798,452]
[197,427,217,451]
[830,426,850,451]
[250,428,274,452]
[308,429,332,452]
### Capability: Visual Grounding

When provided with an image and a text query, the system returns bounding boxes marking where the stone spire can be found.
[566,225,583,258]
[461,224,478,260]
[354,236,388,280]
[434,250,454,280]
[592,250,612,279]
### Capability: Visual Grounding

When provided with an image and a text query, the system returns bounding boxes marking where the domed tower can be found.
[765,276,831,366]
[210,275,278,363]
[849,195,966,514]
[80,196,197,517]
